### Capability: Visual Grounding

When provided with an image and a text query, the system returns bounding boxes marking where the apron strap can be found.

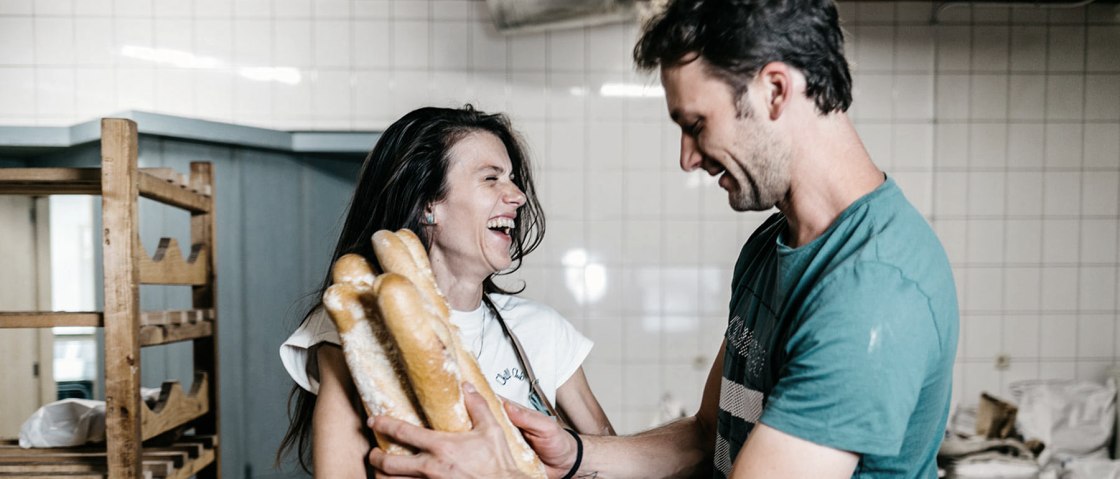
[482,294,570,428]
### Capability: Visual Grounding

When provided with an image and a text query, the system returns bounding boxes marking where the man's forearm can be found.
[576,415,712,479]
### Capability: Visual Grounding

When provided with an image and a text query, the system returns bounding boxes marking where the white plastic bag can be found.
[1061,458,1120,479]
[953,457,1040,479]
[1010,379,1116,465]
[18,399,106,448]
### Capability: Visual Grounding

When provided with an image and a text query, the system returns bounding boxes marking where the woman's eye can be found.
[485,176,498,182]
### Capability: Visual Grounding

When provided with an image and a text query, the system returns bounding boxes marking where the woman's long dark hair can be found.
[276,105,546,473]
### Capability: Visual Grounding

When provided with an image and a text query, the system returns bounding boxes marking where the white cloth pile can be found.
[942,378,1119,479]
[18,388,162,448]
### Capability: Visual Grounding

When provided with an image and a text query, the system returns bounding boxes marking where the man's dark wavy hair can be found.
[634,0,853,115]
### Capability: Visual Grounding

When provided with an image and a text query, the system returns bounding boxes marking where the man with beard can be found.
[366,0,959,477]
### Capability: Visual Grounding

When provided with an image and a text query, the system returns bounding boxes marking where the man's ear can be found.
[757,62,793,120]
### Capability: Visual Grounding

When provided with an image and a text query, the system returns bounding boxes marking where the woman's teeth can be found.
[487,217,515,234]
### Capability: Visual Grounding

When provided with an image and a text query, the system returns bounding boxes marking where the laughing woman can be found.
[277,106,614,477]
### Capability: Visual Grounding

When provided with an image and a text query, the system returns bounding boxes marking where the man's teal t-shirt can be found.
[713,178,959,478]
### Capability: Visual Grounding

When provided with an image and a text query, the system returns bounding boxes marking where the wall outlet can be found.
[995,354,1011,371]
[693,355,709,371]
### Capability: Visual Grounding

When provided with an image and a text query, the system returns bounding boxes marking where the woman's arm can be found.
[555,366,616,436]
[312,344,371,478]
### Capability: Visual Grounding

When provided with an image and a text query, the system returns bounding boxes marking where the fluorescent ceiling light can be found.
[120,45,302,85]
[599,82,664,98]
[120,46,221,69]
[238,66,302,85]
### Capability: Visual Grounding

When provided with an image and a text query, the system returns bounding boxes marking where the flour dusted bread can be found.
[323,230,545,477]
[372,229,547,478]
[373,273,470,431]
[331,253,379,290]
[371,229,450,320]
[320,279,422,455]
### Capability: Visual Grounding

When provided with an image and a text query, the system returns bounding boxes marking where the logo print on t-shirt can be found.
[495,367,526,385]
[726,315,767,378]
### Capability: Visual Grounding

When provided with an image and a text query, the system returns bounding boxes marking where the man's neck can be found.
[777,112,884,248]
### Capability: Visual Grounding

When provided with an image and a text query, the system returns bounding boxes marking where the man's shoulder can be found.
[840,184,951,281]
[802,184,954,323]
[799,244,958,355]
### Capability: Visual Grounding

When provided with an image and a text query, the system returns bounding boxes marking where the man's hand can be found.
[368,383,529,478]
[504,398,580,477]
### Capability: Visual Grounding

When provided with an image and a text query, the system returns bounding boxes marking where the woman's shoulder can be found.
[285,305,340,348]
[278,305,340,394]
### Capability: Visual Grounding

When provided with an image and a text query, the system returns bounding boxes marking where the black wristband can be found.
[560,428,583,479]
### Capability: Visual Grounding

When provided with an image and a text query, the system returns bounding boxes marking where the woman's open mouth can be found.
[487,217,515,239]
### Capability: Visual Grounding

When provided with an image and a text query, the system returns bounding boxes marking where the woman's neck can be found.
[428,255,486,311]
[439,280,485,311]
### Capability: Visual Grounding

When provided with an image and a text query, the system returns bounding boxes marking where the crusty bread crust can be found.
[321,281,423,455]
[331,253,378,291]
[372,230,451,321]
[374,273,471,432]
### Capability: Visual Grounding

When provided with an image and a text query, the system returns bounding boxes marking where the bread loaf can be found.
[331,253,379,290]
[320,281,423,455]
[373,273,470,432]
[372,230,451,320]
[372,229,547,478]
[324,230,547,477]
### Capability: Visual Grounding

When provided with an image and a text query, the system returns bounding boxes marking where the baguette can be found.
[331,253,380,290]
[373,273,471,432]
[372,229,547,478]
[448,327,546,478]
[372,230,451,320]
[321,282,424,455]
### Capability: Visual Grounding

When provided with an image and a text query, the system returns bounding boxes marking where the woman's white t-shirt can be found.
[279,293,592,409]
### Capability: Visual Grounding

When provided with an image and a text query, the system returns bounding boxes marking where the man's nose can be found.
[680,133,701,172]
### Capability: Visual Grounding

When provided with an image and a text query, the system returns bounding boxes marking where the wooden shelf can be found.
[139,309,213,327]
[0,311,102,328]
[138,169,211,213]
[0,168,101,194]
[0,435,217,479]
[139,238,208,286]
[0,310,215,344]
[140,321,213,347]
[139,309,215,346]
[0,167,211,213]
[141,372,209,442]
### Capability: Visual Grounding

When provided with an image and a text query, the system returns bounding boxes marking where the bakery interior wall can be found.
[0,0,1119,477]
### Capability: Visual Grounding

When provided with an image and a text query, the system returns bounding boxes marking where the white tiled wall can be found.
[842,3,1120,416]
[2,0,1119,433]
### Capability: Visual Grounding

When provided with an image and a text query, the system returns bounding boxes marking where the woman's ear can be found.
[421,204,437,226]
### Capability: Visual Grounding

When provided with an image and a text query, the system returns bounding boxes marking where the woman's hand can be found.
[368,383,532,478]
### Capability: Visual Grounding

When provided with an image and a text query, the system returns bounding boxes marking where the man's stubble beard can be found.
[727,119,791,212]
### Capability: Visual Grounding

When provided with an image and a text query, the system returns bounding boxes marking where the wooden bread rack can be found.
[0,118,221,479]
